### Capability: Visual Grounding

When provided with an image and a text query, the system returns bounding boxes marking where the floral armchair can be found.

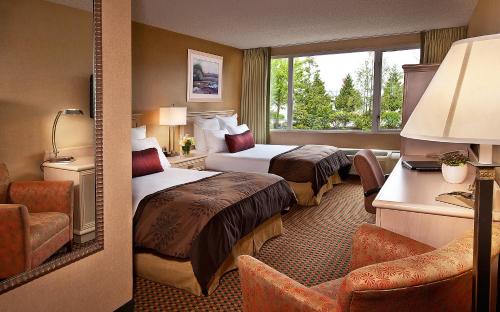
[0,162,73,279]
[238,223,500,312]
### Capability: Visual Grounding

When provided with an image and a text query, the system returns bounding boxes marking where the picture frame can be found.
[187,49,223,102]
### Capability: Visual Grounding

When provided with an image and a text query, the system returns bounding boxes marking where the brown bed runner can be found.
[269,145,351,195]
[133,172,296,294]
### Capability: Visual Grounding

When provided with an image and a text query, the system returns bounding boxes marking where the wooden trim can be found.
[402,64,440,72]
[0,0,104,294]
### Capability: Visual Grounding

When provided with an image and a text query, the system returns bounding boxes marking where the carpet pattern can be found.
[134,181,375,311]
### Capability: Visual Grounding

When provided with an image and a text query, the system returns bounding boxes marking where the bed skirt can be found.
[134,213,283,296]
[287,172,342,206]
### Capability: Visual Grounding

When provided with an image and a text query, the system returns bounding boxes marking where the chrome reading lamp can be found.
[49,108,84,163]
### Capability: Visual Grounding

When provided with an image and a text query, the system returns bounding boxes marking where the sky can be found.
[311,49,420,95]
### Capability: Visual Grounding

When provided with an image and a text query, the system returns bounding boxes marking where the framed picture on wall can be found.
[187,49,223,102]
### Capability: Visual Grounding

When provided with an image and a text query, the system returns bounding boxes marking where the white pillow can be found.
[131,137,171,170]
[131,125,146,140]
[226,124,250,135]
[204,129,229,154]
[216,114,238,130]
[194,118,220,152]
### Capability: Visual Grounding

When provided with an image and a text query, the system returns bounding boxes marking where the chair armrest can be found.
[350,224,435,271]
[237,255,338,312]
[8,180,73,215]
[0,204,31,278]
[338,231,477,311]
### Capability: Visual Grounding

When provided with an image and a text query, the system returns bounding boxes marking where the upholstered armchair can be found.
[0,162,73,279]
[238,223,500,312]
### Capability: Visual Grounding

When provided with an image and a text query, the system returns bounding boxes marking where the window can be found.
[270,48,420,132]
[380,49,421,130]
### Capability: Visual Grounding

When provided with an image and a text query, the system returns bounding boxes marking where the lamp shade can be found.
[159,106,187,126]
[401,34,500,145]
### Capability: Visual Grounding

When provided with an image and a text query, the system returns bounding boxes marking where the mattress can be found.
[204,144,298,173]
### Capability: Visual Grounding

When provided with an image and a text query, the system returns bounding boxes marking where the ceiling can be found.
[48,0,477,49]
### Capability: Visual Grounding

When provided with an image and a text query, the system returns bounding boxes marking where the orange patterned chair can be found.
[238,223,500,312]
[0,162,73,279]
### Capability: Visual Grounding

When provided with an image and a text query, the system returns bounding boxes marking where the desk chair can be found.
[353,149,388,214]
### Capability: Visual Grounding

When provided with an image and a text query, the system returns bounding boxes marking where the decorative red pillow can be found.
[132,148,164,178]
[225,130,255,153]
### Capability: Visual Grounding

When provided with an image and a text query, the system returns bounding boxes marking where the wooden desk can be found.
[373,157,500,247]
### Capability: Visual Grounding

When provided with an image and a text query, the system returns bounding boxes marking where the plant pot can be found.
[442,163,468,184]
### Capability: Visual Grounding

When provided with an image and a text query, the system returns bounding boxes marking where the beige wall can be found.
[468,0,500,182]
[270,33,420,150]
[468,0,500,37]
[0,0,133,311]
[0,0,94,180]
[132,22,243,148]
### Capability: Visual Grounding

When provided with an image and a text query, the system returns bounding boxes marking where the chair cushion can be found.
[29,212,69,251]
[0,163,10,204]
[310,277,344,299]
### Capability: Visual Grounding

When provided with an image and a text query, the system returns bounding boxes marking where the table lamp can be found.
[401,34,500,311]
[159,106,187,156]
[49,108,84,163]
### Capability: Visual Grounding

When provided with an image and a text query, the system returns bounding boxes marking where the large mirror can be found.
[0,0,103,293]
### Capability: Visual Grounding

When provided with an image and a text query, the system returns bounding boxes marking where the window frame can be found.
[270,44,420,133]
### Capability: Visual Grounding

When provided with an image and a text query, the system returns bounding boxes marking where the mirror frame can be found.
[0,0,104,294]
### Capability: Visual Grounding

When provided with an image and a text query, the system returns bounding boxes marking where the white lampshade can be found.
[159,106,187,126]
[401,34,500,146]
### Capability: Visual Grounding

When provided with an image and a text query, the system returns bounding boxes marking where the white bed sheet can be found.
[132,168,218,215]
[205,144,297,173]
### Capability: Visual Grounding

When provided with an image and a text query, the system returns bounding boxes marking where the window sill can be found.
[270,129,401,135]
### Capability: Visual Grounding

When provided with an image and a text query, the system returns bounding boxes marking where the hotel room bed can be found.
[204,144,351,206]
[132,167,296,296]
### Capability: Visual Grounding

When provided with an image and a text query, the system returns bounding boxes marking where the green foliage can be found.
[380,111,401,129]
[269,55,406,131]
[440,151,469,166]
[381,65,404,112]
[270,59,288,129]
[334,74,363,112]
[353,113,372,131]
[356,55,374,115]
[292,58,334,130]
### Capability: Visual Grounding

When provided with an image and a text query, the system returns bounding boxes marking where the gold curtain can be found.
[240,48,270,144]
[421,26,468,64]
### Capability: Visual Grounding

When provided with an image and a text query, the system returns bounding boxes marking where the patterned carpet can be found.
[134,180,375,311]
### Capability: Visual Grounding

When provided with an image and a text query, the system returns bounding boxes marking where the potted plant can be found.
[439,151,469,184]
[179,135,195,157]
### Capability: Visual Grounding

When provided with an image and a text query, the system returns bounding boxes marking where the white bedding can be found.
[204,144,298,173]
[132,168,218,215]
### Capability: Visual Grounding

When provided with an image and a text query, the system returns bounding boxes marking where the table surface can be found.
[42,156,95,171]
[373,156,500,221]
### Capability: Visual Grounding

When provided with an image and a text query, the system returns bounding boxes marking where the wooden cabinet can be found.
[167,154,207,170]
[43,157,95,243]
[401,64,468,156]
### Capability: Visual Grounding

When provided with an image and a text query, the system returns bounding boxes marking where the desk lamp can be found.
[401,34,500,311]
[49,108,84,163]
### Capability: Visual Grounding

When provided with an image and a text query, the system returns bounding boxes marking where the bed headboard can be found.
[186,110,235,121]
[132,113,143,127]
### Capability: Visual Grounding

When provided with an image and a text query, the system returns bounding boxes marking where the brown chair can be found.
[238,223,500,312]
[0,162,73,279]
[353,149,387,213]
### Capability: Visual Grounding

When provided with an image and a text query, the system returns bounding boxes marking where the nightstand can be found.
[42,156,95,243]
[167,154,207,170]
